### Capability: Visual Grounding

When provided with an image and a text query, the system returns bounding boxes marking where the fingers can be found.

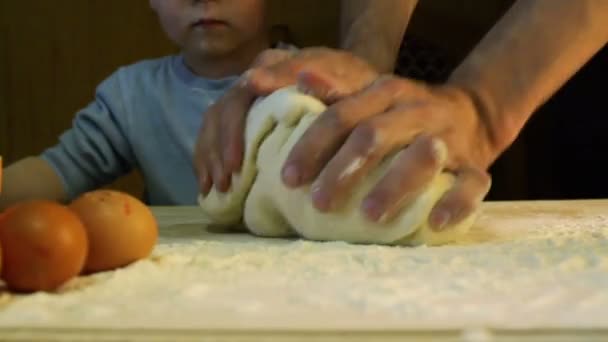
[246,61,303,96]
[220,84,254,174]
[281,77,411,188]
[296,71,342,103]
[210,154,230,192]
[206,115,230,193]
[296,69,367,104]
[306,106,433,212]
[308,122,389,212]
[194,137,211,195]
[195,83,254,195]
[361,135,448,223]
[198,166,212,196]
[428,166,491,231]
[244,49,298,94]
[194,116,220,195]
[246,47,379,98]
[252,49,295,68]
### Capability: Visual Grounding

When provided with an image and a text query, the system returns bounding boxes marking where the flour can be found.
[0,204,607,331]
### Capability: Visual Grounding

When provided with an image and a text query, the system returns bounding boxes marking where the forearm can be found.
[449,0,608,157]
[0,157,67,211]
[339,0,417,73]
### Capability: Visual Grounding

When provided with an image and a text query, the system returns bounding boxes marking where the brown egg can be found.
[69,190,158,273]
[0,201,88,292]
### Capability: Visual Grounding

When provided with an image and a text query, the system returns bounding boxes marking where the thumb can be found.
[245,67,298,96]
[296,70,349,104]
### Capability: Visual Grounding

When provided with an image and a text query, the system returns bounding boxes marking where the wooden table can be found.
[0,200,607,341]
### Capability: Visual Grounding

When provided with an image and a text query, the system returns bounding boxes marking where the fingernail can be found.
[430,210,451,231]
[362,198,383,222]
[282,164,300,187]
[311,185,330,212]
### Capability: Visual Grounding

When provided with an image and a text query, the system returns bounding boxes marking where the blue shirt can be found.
[41,55,239,205]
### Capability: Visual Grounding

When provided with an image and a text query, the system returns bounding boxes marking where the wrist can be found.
[342,40,398,74]
[445,73,523,166]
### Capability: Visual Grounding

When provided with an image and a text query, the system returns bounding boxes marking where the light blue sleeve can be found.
[41,69,136,200]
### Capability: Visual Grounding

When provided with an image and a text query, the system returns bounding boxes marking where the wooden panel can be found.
[0,0,9,161]
[0,0,178,197]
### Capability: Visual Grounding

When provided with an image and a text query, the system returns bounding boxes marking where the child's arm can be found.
[1,69,136,211]
[0,157,66,211]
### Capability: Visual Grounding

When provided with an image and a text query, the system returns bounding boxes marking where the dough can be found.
[198,86,478,246]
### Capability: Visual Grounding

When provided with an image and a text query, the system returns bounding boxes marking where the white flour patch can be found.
[0,206,607,331]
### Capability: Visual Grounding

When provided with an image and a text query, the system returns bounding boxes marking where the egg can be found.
[0,200,88,292]
[69,190,158,273]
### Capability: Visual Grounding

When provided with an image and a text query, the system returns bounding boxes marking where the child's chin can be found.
[188,38,237,58]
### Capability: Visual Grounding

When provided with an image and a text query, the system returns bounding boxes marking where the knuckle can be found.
[403,135,444,171]
[254,49,284,66]
[207,148,221,164]
[350,122,381,157]
[376,77,405,94]
[323,106,354,132]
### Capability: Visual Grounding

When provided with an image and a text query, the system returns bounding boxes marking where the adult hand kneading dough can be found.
[198,86,478,246]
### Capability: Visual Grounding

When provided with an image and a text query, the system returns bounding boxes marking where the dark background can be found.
[394,0,608,201]
[1,0,606,201]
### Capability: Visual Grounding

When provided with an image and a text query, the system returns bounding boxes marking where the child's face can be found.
[150,0,267,58]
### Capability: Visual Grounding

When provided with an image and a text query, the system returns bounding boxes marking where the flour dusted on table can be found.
[0,207,607,330]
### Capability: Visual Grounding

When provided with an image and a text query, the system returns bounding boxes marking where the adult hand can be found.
[194,47,378,195]
[281,76,499,231]
[246,47,378,102]
[194,49,293,195]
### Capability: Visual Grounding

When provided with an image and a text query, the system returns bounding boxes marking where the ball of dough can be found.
[198,86,478,246]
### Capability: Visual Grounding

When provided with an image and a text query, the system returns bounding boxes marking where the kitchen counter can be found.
[0,200,606,341]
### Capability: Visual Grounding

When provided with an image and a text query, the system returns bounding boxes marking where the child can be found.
[0,0,286,210]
